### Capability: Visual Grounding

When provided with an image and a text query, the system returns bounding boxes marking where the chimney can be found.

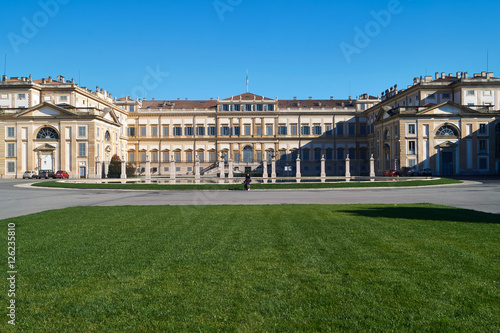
[464,72,469,78]
[96,86,99,92]
[152,98,155,101]
[48,76,52,82]
[2,75,6,81]
[486,72,494,79]
[456,72,461,79]
[309,97,312,100]
[441,72,445,79]
[481,71,486,77]
[177,98,180,100]
[394,84,398,94]
[330,96,333,100]
[435,72,439,80]
[185,98,188,101]
[57,75,65,83]
[425,76,432,82]
[448,73,452,77]
[413,77,418,85]
[42,78,47,84]
[29,74,32,81]
[210,98,213,100]
[293,96,297,100]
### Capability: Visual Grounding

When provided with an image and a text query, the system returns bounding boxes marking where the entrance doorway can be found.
[80,167,86,179]
[441,151,453,175]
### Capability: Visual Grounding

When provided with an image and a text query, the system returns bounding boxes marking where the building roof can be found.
[141,99,218,110]
[278,99,355,108]
[222,93,274,101]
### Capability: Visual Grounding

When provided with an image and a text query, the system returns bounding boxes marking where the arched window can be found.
[384,129,390,140]
[243,145,253,163]
[104,131,110,142]
[436,125,458,136]
[36,127,59,139]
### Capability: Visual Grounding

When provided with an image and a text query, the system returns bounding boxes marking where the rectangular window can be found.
[163,152,169,162]
[326,150,333,160]
[232,126,240,135]
[78,126,86,137]
[78,143,86,157]
[18,94,26,99]
[244,104,252,111]
[140,126,146,137]
[314,150,321,161]
[186,152,192,163]
[210,152,216,162]
[255,104,263,111]
[129,153,135,162]
[174,127,182,136]
[428,93,435,99]
[325,125,332,135]
[151,126,158,137]
[278,126,287,135]
[184,126,193,136]
[479,139,487,153]
[442,93,450,99]
[198,153,204,163]
[208,126,216,136]
[7,162,15,173]
[220,126,230,136]
[337,150,344,160]
[478,157,488,170]
[360,125,366,135]
[175,153,181,162]
[265,104,275,111]
[245,125,251,135]
[163,126,169,137]
[466,124,472,136]
[349,124,355,136]
[408,124,416,135]
[129,105,135,112]
[408,159,416,168]
[196,126,205,136]
[479,124,487,135]
[222,104,229,111]
[234,152,239,163]
[232,104,240,111]
[7,143,15,157]
[60,96,68,101]
[467,90,475,96]
[423,124,429,136]
[301,126,310,135]
[291,125,297,136]
[266,125,273,135]
[257,152,262,162]
[256,126,262,136]
[128,127,136,137]
[313,125,322,135]
[337,123,344,136]
[302,150,309,161]
[7,127,15,137]
[408,141,416,155]
[140,153,146,163]
[152,153,158,163]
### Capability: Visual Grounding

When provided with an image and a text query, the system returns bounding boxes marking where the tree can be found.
[107,154,122,178]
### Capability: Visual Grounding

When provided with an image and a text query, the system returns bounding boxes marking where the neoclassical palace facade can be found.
[1,71,499,178]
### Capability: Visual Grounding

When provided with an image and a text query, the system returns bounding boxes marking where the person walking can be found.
[244,173,251,191]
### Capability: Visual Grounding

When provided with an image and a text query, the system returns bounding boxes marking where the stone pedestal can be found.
[228,158,233,179]
[195,156,200,180]
[170,158,176,180]
[263,159,268,180]
[96,161,102,179]
[145,158,151,182]
[120,158,126,179]
[320,155,326,178]
[219,160,225,179]
[369,154,375,178]
[345,155,351,179]
[296,156,301,182]
[271,157,276,179]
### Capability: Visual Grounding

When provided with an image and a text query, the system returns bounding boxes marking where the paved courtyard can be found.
[1,179,499,220]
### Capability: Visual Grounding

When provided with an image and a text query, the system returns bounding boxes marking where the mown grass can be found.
[1,204,499,332]
[33,177,462,190]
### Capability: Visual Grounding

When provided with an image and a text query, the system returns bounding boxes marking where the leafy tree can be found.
[107,154,122,178]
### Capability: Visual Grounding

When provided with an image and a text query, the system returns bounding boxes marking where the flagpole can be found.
[246,70,248,93]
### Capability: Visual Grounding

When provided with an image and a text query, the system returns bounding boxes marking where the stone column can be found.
[345,154,351,179]
[271,157,276,179]
[262,159,268,182]
[228,158,234,179]
[369,154,375,178]
[170,156,176,180]
[120,156,127,179]
[195,155,200,180]
[145,156,151,182]
[320,155,326,179]
[296,156,301,182]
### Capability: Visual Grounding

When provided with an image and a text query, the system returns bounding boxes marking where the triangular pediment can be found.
[34,143,57,151]
[100,107,120,125]
[417,101,479,115]
[222,92,274,101]
[16,102,78,118]
[375,105,394,122]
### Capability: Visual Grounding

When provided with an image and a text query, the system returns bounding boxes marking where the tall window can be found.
[78,126,86,137]
[245,125,251,135]
[220,126,230,136]
[408,124,416,135]
[255,104,263,111]
[244,104,252,111]
[479,139,487,153]
[7,143,15,157]
[163,126,169,137]
[184,126,193,136]
[232,104,240,111]
[337,123,344,136]
[479,124,487,135]
[265,104,275,111]
[8,162,15,172]
[151,126,158,137]
[222,104,229,111]
[7,127,15,137]
[313,125,322,135]
[196,126,205,136]
[232,126,240,135]
[256,126,262,136]
[140,126,146,137]
[266,125,273,135]
[208,126,216,136]
[301,126,310,135]
[408,141,416,155]
[278,126,287,135]
[105,131,110,142]
[78,143,86,157]
[174,127,182,136]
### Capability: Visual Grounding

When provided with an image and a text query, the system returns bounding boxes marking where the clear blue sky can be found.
[1,0,499,101]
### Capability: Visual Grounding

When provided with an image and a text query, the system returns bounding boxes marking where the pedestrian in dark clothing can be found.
[244,173,251,190]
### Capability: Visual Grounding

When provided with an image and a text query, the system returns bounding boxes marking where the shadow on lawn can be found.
[339,206,500,224]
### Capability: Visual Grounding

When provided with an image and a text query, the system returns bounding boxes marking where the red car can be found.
[383,169,398,176]
[54,170,69,179]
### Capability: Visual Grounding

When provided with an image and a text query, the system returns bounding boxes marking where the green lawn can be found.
[1,204,499,332]
[33,177,462,190]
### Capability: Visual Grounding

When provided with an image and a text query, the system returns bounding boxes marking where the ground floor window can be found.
[7,162,15,172]
[478,157,488,170]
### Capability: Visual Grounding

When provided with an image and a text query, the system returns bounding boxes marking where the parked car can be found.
[54,170,69,179]
[418,168,432,177]
[39,170,55,179]
[398,167,415,177]
[384,169,398,176]
[22,171,39,179]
